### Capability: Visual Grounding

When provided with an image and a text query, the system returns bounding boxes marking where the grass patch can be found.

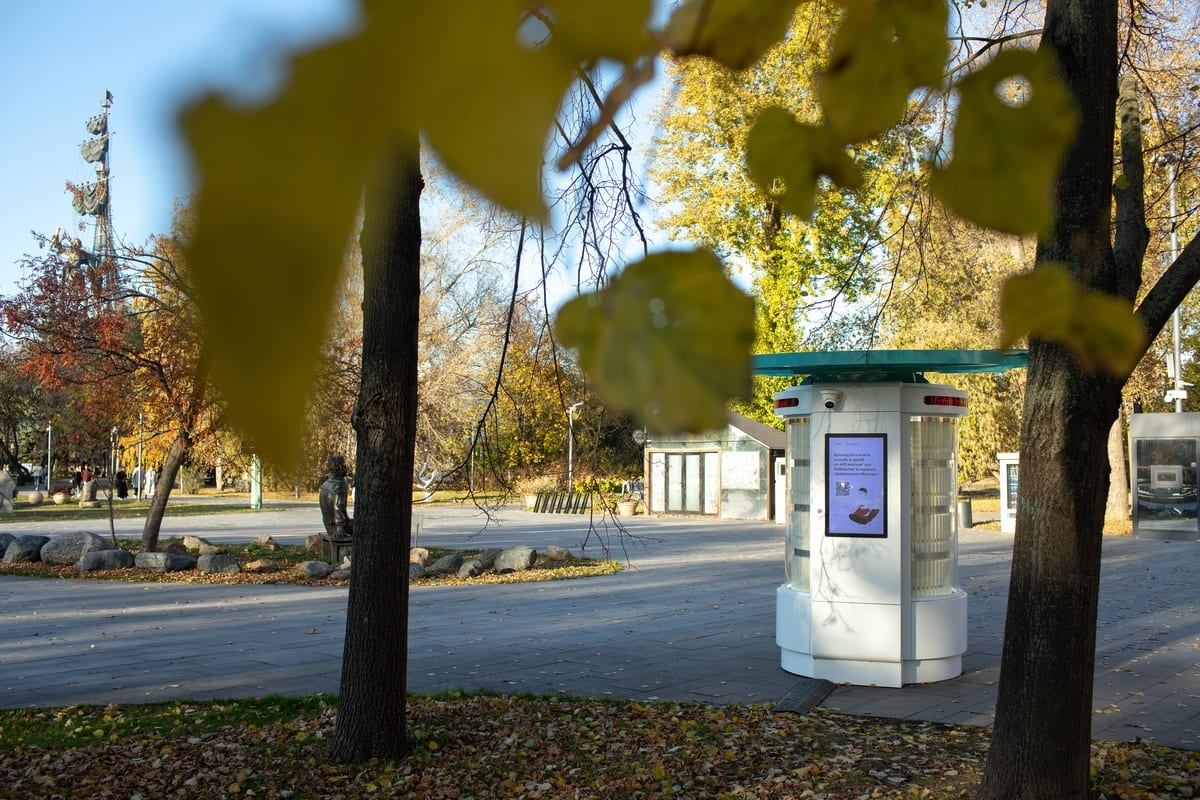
[1,693,1194,798]
[1,499,276,524]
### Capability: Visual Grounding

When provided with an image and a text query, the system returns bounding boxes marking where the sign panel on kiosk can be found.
[826,433,887,537]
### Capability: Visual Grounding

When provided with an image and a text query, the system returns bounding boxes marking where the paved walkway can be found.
[2,502,1198,751]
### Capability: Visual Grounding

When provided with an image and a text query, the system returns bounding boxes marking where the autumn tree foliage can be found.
[0,245,142,501]
[1,209,220,552]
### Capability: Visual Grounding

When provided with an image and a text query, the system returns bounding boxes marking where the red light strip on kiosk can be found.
[775,397,800,408]
[924,395,967,408]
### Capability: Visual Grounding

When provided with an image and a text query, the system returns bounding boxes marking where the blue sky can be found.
[0,0,360,293]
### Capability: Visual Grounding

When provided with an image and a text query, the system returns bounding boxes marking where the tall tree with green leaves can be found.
[650,1,921,421]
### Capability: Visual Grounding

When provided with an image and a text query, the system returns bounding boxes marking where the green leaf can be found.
[664,0,803,70]
[555,250,755,433]
[931,49,1079,235]
[745,107,862,219]
[818,0,949,140]
[1000,265,1146,376]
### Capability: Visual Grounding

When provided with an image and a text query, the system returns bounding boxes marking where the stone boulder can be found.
[457,548,504,578]
[182,535,213,551]
[427,553,464,576]
[135,551,198,572]
[162,542,189,555]
[41,531,108,565]
[198,553,241,575]
[244,559,279,573]
[255,535,279,551]
[410,547,430,566]
[332,563,352,580]
[305,534,323,554]
[75,549,134,571]
[544,545,572,562]
[298,560,333,578]
[4,535,50,563]
[409,562,427,580]
[495,545,537,573]
[0,532,14,553]
[457,559,484,578]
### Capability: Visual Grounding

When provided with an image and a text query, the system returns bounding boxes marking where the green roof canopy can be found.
[751,350,1028,383]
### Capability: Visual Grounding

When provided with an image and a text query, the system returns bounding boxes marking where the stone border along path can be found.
[1,500,1198,751]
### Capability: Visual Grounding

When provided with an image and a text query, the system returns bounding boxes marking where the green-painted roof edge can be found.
[751,349,1028,380]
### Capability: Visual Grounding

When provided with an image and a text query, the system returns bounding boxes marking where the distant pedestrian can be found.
[115,470,128,500]
[145,467,157,498]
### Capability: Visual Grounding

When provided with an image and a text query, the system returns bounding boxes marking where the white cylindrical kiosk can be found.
[773,381,969,687]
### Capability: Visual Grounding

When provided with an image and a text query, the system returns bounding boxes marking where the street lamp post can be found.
[567,402,583,489]
[1162,153,1188,411]
[137,414,143,501]
[46,423,52,489]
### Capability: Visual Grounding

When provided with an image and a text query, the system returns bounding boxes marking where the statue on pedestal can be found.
[319,455,353,540]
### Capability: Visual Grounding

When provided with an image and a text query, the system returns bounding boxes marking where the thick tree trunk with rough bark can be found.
[977,1,1122,797]
[330,139,423,763]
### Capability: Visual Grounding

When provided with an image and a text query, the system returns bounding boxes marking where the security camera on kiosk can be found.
[820,389,843,409]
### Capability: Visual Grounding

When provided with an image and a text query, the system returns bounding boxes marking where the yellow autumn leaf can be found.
[663,0,803,70]
[998,267,1077,348]
[181,0,655,466]
[931,49,1079,235]
[818,0,949,141]
[182,37,383,468]
[1000,265,1146,376]
[745,106,862,219]
[544,0,654,63]
[555,249,755,433]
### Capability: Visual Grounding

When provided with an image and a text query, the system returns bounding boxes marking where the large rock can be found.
[244,559,279,573]
[0,532,14,553]
[544,545,572,562]
[41,531,108,565]
[477,548,503,570]
[198,553,240,575]
[75,549,134,571]
[495,545,537,573]
[135,551,197,572]
[182,535,213,551]
[458,559,485,578]
[4,535,50,563]
[409,562,427,580]
[410,547,430,566]
[305,534,323,554]
[457,548,504,578]
[298,560,332,578]
[427,553,464,576]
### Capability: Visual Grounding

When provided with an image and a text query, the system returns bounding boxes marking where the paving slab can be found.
[2,502,1199,750]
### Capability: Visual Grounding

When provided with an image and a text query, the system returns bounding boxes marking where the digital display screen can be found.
[826,433,887,537]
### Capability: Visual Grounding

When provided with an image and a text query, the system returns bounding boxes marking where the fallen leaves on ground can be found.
[2,694,1196,799]
[0,550,620,587]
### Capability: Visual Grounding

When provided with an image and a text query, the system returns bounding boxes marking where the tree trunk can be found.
[139,436,188,553]
[330,139,422,763]
[977,1,1120,797]
[1105,413,1129,523]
